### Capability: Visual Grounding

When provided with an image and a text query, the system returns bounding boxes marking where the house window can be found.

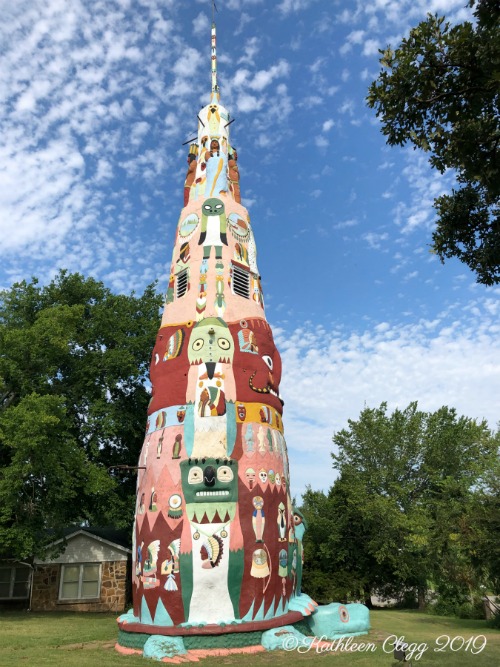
[0,566,31,599]
[59,564,101,600]
[175,269,189,299]
[231,264,250,299]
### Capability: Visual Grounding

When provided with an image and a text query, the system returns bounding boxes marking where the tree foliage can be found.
[0,271,162,559]
[301,402,499,608]
[367,1,500,285]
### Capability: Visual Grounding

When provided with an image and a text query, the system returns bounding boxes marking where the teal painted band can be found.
[118,609,304,637]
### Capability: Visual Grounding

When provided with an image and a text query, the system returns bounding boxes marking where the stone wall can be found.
[31,560,128,612]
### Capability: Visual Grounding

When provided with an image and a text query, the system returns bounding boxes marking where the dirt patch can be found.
[57,640,116,651]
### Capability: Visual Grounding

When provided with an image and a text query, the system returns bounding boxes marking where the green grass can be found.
[0,609,498,666]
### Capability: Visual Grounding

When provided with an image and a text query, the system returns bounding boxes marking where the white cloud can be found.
[314,136,329,149]
[277,0,313,15]
[224,0,264,9]
[237,36,260,64]
[334,219,358,230]
[338,99,355,115]
[299,95,323,109]
[235,93,264,113]
[309,57,326,73]
[248,59,290,91]
[363,231,389,249]
[192,12,210,37]
[322,119,335,132]
[393,152,454,235]
[363,38,381,56]
[339,29,365,55]
[172,47,203,78]
[276,300,500,496]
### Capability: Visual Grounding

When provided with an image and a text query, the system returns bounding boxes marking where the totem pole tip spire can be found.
[210,2,220,102]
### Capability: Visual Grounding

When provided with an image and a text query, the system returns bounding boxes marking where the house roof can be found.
[64,526,131,550]
[49,526,132,553]
[2,527,132,566]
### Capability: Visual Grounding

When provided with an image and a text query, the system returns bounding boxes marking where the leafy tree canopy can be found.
[0,270,162,560]
[301,402,499,606]
[367,0,500,285]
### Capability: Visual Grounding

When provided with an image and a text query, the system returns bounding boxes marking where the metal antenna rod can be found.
[211,2,219,95]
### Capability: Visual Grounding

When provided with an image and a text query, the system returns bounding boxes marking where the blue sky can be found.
[1,0,499,498]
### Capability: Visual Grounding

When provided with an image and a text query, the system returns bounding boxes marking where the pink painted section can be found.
[165,646,266,663]
[161,196,263,329]
[115,643,142,656]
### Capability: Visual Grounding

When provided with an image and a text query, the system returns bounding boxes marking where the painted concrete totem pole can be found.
[117,16,369,660]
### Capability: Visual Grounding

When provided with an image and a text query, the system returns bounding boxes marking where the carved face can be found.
[188,317,234,377]
[202,197,225,217]
[229,320,283,413]
[245,468,256,489]
[258,469,268,484]
[252,496,264,510]
[180,457,238,523]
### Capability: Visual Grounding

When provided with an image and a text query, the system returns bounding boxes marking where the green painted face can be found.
[202,198,225,217]
[187,317,234,366]
[180,457,238,523]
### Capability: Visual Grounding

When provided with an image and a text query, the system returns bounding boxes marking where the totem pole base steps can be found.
[115,599,370,660]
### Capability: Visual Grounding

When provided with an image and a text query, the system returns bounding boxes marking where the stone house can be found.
[32,527,131,612]
[1,528,131,612]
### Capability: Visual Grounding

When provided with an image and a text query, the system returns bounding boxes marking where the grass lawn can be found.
[0,609,498,666]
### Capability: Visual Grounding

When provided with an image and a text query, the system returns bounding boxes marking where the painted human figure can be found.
[149,487,158,512]
[138,492,145,515]
[172,433,182,459]
[184,153,197,206]
[199,197,228,260]
[205,139,228,198]
[157,429,164,458]
[204,138,221,162]
[245,423,254,452]
[228,149,240,203]
[136,541,144,576]
[252,495,265,543]
[277,502,287,542]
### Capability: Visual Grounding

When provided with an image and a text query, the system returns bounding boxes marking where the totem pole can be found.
[117,13,369,659]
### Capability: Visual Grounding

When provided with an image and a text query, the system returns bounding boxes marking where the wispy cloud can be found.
[363,231,389,249]
[275,297,500,495]
[277,0,314,16]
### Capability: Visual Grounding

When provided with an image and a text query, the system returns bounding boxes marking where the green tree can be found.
[303,402,498,609]
[467,451,500,594]
[367,1,500,285]
[301,479,385,607]
[0,271,162,560]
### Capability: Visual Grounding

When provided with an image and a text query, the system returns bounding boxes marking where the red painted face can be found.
[229,320,283,413]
